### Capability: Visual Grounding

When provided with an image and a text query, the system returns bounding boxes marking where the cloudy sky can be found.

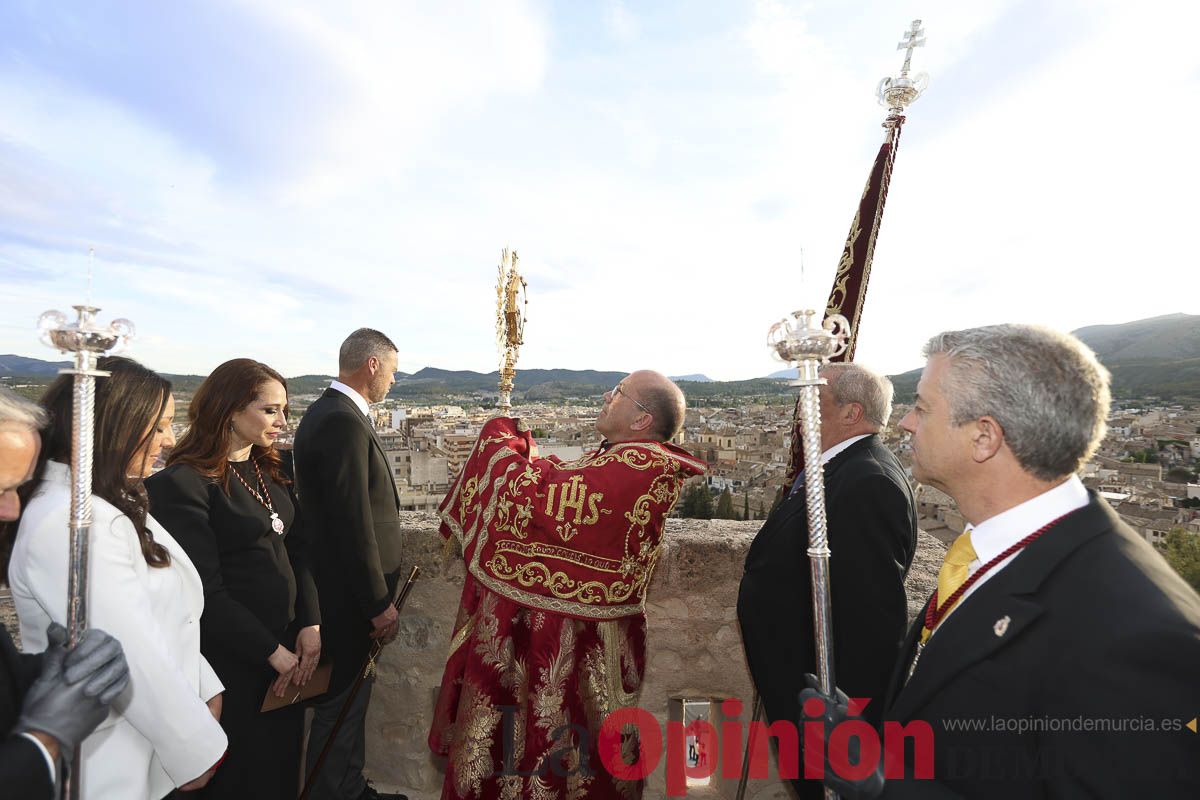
[2,0,1197,380]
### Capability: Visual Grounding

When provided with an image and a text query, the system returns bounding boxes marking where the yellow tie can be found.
[938,528,978,606]
[921,529,978,642]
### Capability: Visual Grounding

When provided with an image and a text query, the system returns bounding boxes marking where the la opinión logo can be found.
[495,698,935,796]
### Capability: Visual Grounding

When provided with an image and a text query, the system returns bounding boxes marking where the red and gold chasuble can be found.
[429,417,705,799]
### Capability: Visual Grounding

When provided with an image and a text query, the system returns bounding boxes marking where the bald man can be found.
[428,371,705,799]
[595,369,688,446]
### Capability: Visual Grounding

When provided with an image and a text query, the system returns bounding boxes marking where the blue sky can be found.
[2,0,1197,380]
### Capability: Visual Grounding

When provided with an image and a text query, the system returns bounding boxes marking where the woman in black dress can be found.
[146,359,321,799]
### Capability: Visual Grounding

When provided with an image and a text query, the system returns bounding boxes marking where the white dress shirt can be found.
[789,434,872,496]
[17,732,56,787]
[958,474,1089,606]
[329,380,371,418]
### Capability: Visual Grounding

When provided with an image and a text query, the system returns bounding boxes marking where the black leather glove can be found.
[13,623,131,762]
[799,673,885,800]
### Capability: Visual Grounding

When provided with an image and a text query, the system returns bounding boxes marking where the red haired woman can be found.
[146,359,320,799]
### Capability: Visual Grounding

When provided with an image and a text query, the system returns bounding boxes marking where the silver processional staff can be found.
[769,309,850,800]
[37,304,135,800]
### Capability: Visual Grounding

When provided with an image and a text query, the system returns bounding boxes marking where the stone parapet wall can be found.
[367,514,945,798]
[0,515,944,798]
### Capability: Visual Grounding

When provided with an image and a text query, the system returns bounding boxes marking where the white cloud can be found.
[605,1,640,44]
[1,0,1197,383]
[242,0,550,200]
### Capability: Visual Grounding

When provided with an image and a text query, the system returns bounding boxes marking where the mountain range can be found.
[1073,313,1200,361]
[888,313,1200,400]
[4,314,1200,401]
[0,354,72,376]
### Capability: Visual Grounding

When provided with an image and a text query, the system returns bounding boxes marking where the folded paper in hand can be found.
[260,662,332,712]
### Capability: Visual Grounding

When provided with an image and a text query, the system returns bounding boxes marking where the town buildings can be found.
[171,391,1200,548]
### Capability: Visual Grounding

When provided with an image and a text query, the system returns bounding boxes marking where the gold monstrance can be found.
[494,247,527,412]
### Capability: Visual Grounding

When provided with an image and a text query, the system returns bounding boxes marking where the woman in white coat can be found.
[8,357,228,799]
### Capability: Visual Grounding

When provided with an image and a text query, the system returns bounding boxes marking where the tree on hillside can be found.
[8,385,42,402]
[742,493,750,522]
[715,488,736,520]
[1160,528,1200,593]
[1166,467,1196,484]
[679,484,713,520]
[677,485,696,517]
[691,485,714,519]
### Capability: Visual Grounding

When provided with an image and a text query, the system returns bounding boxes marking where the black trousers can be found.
[193,649,304,799]
[302,672,375,799]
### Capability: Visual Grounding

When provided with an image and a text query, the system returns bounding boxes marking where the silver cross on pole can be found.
[878,19,930,122]
[896,19,926,78]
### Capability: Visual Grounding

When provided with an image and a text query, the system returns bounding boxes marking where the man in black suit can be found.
[738,363,917,798]
[294,329,405,800]
[1,388,130,799]
[805,324,1200,798]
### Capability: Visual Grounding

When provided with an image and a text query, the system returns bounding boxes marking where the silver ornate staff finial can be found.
[767,308,850,783]
[877,19,929,121]
[37,303,134,800]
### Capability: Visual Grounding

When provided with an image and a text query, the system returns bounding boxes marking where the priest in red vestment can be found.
[429,371,705,800]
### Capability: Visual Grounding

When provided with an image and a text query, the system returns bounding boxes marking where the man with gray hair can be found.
[294,329,406,800]
[1,388,130,798]
[805,324,1200,797]
[738,362,917,799]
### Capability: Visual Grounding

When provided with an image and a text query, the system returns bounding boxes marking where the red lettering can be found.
[828,720,882,781]
[665,720,686,797]
[598,707,662,781]
[689,720,717,778]
[745,719,800,779]
[803,720,826,779]
[802,696,826,779]
[847,697,872,717]
[665,719,719,796]
[882,720,935,779]
[802,696,825,717]
[720,699,743,780]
